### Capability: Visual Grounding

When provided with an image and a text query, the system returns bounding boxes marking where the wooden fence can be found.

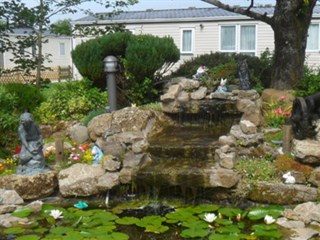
[0,66,72,84]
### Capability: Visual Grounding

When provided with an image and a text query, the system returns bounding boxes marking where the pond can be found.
[0,198,286,240]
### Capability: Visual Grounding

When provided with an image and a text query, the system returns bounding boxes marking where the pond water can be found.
[0,198,286,240]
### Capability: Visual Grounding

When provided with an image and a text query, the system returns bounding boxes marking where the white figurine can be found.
[282,171,296,184]
[215,78,228,93]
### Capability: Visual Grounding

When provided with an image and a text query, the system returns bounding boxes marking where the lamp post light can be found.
[103,55,119,112]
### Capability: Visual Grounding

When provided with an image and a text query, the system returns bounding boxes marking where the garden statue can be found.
[290,92,320,140]
[238,59,251,90]
[215,78,228,93]
[91,145,104,164]
[16,112,48,175]
[192,65,208,80]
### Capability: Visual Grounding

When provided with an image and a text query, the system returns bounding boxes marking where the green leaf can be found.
[50,226,74,235]
[209,233,241,240]
[4,227,25,234]
[252,224,282,239]
[15,235,41,240]
[115,216,140,225]
[144,224,169,234]
[248,206,284,220]
[215,225,241,234]
[180,228,209,238]
[11,208,33,218]
[192,204,220,214]
[218,207,242,218]
[96,232,129,240]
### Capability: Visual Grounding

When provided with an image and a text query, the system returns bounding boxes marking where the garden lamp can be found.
[103,55,119,112]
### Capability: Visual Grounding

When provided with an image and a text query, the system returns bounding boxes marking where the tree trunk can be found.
[270,1,315,90]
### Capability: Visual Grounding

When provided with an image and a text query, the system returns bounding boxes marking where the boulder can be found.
[190,86,207,100]
[292,139,320,165]
[179,78,200,91]
[240,120,257,134]
[0,172,58,200]
[208,168,240,188]
[0,213,29,228]
[160,84,181,102]
[58,163,105,197]
[0,189,24,205]
[309,167,320,187]
[69,125,89,143]
[248,182,320,204]
[230,125,263,146]
[101,156,121,172]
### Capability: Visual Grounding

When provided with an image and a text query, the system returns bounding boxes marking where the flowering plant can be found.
[0,158,18,175]
[263,96,292,128]
[66,142,93,164]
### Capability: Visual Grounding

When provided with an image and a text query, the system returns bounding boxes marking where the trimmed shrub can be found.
[72,32,180,105]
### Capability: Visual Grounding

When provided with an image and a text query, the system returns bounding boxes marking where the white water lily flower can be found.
[49,209,64,219]
[264,215,276,224]
[204,213,217,223]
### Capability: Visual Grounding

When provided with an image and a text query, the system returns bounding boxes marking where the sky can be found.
[23,0,276,22]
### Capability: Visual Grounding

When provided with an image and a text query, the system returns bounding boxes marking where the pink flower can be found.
[284,111,291,116]
[280,96,286,100]
[274,108,283,114]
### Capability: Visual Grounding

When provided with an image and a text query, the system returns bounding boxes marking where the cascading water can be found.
[135,99,242,200]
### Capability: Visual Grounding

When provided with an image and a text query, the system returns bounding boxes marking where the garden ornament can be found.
[192,65,208,80]
[74,201,88,209]
[282,171,296,184]
[16,112,48,176]
[215,78,228,93]
[238,59,251,90]
[91,145,104,164]
[290,92,320,140]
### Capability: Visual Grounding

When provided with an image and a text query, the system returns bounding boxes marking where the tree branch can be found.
[201,0,274,27]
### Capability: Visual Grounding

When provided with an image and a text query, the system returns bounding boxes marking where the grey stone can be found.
[58,163,105,197]
[248,182,320,204]
[309,167,320,187]
[292,139,320,164]
[69,125,89,144]
[0,205,17,214]
[160,84,181,102]
[179,78,200,91]
[0,172,58,200]
[177,91,190,102]
[0,189,24,205]
[240,120,257,134]
[190,86,207,100]
[230,125,263,146]
[101,156,121,172]
[97,172,120,190]
[209,168,240,188]
[0,213,29,228]
[218,135,236,146]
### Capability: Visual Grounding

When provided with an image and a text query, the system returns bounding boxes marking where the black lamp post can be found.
[103,55,119,112]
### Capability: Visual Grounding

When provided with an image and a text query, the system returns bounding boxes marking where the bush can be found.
[169,52,272,90]
[72,32,180,105]
[34,79,107,124]
[0,84,43,155]
[294,66,320,97]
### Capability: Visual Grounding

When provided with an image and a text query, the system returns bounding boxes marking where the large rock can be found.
[230,125,263,146]
[309,167,320,187]
[292,139,320,165]
[248,182,320,204]
[208,168,240,188]
[68,125,89,144]
[0,189,24,205]
[0,172,58,200]
[58,163,106,197]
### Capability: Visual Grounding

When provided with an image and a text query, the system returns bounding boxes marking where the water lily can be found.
[204,213,217,223]
[264,215,275,224]
[49,209,63,219]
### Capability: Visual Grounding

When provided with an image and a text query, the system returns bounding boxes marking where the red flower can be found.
[15,145,21,154]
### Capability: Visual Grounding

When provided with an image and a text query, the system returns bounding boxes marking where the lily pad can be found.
[12,207,33,218]
[218,207,242,218]
[115,216,140,225]
[180,228,209,238]
[252,224,282,239]
[4,227,26,234]
[248,206,284,220]
[15,235,41,240]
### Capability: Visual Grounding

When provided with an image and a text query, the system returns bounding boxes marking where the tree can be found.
[202,0,317,90]
[0,0,138,87]
[50,19,72,36]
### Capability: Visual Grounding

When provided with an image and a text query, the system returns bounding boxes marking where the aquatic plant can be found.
[0,203,285,239]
